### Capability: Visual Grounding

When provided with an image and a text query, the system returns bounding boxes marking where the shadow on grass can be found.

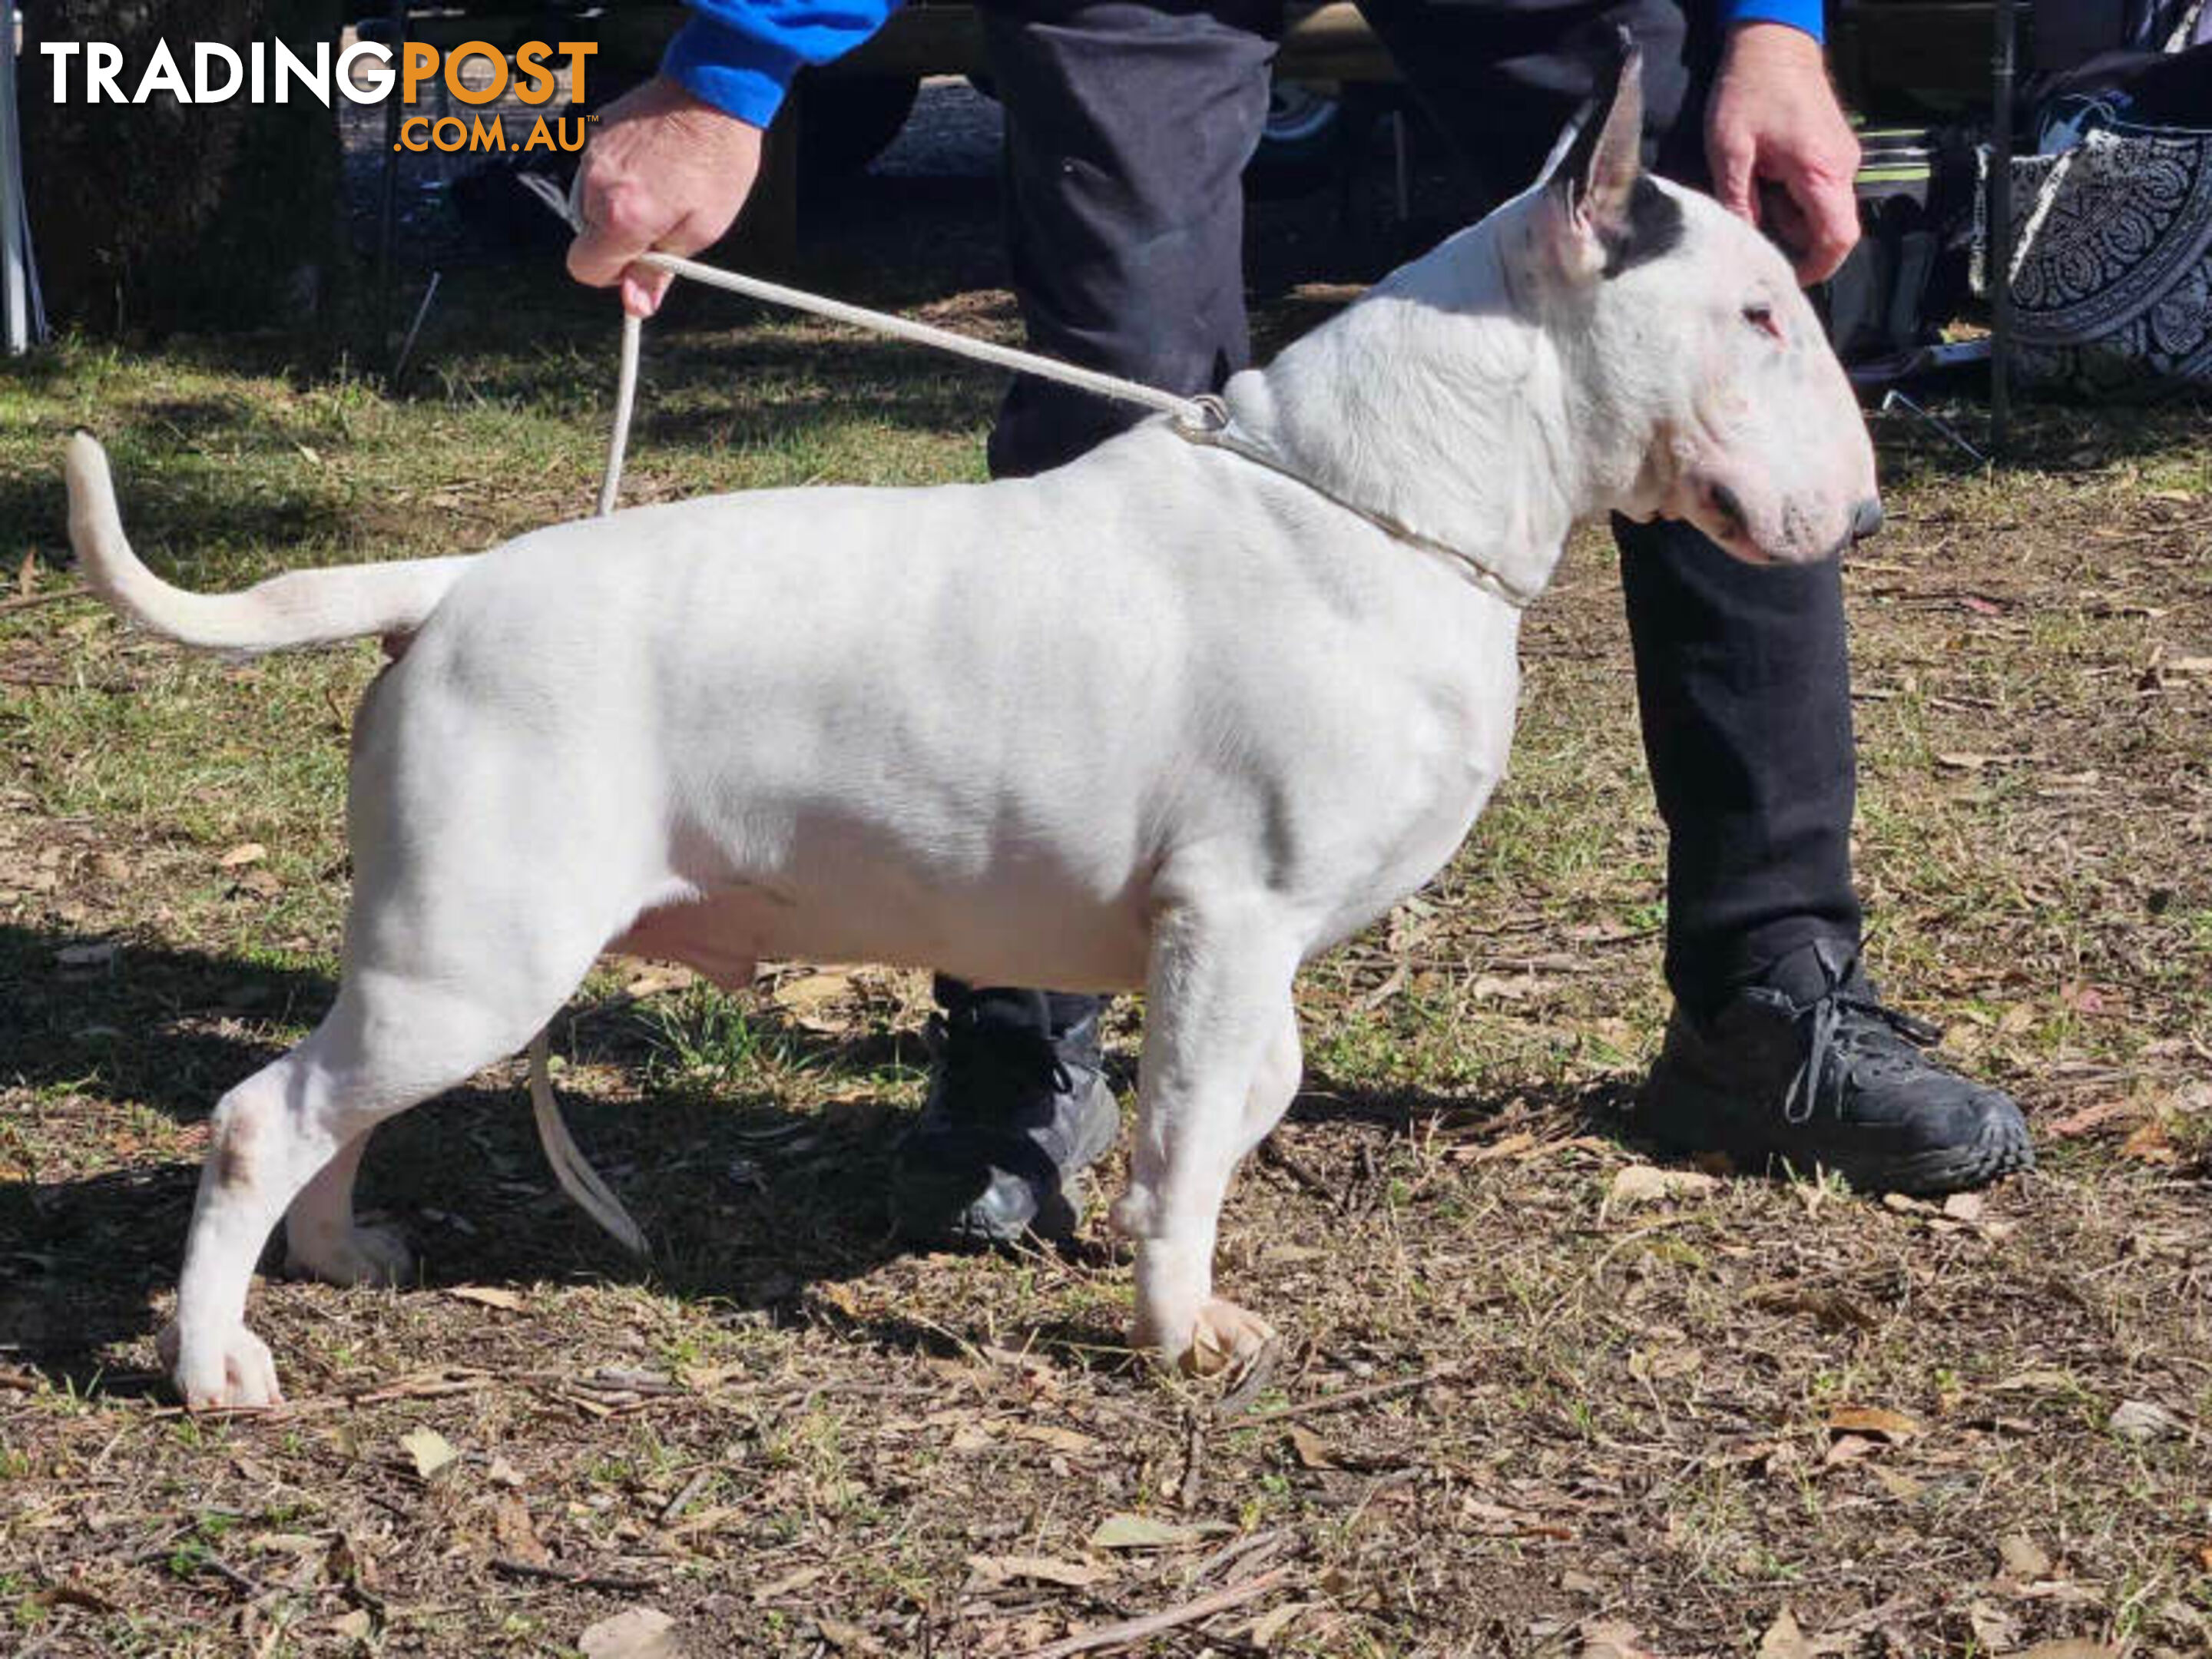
[0,921,921,1389]
[2,914,1654,1394]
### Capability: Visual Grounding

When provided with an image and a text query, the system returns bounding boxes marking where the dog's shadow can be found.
[0,919,1638,1393]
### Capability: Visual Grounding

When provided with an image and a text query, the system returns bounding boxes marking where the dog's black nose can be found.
[1850,498,1885,542]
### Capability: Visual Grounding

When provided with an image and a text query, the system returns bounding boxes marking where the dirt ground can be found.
[3,90,2210,1659]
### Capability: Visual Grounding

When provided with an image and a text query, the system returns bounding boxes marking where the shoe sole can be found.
[1638,1072,2035,1197]
[935,1074,1123,1248]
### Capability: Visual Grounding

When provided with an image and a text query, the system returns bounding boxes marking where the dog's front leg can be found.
[1115,899,1303,1375]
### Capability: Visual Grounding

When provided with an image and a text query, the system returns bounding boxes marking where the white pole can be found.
[2,5,45,353]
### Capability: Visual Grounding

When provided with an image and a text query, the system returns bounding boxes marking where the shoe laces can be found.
[1782,970,1945,1125]
[923,1005,1074,1121]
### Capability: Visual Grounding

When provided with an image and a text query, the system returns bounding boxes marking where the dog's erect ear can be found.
[1537,30,1681,283]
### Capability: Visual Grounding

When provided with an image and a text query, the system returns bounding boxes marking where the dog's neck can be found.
[1217,213,1589,606]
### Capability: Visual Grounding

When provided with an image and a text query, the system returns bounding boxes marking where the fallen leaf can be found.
[1602,1164,1718,1217]
[1287,1425,1339,1469]
[1823,1433,1878,1469]
[488,1455,525,1488]
[1464,1130,1540,1164]
[445,1285,526,1312]
[332,1608,373,1641]
[965,1554,1108,1590]
[16,550,35,598]
[1007,1422,1098,1455]
[816,1617,876,1653]
[1941,1192,1985,1224]
[2047,1098,2146,1140]
[1250,1601,1313,1648]
[2108,1399,2184,1442]
[399,1426,459,1481]
[2120,1119,2176,1164]
[55,941,119,969]
[1826,1406,1921,1442]
[579,1607,677,1659]
[753,1565,827,1601]
[219,843,268,869]
[1759,1607,1812,1659]
[1936,751,1992,770]
[246,1532,326,1555]
[1088,1512,1202,1550]
[1999,1533,2052,1580]
[621,965,694,999]
[1966,1601,2019,1654]
[771,970,856,1032]
[2012,1644,2120,1659]
[492,1493,549,1568]
[1871,1465,1923,1502]
[1578,1618,1653,1659]
[2060,983,2114,1017]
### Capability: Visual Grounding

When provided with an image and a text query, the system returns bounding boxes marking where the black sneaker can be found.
[1639,939,2033,1195]
[890,995,1121,1245]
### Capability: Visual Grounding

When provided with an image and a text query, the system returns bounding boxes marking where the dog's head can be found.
[1507,38,1880,565]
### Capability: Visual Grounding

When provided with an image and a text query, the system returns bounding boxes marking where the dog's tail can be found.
[66,432,475,655]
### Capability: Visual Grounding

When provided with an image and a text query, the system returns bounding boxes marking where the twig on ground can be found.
[659,1469,714,1525]
[488,1557,661,1594]
[1190,1527,1291,1586]
[1010,1565,1294,1659]
[1177,1405,1206,1513]
[0,588,89,615]
[1257,1136,1339,1208]
[1230,1362,1462,1426]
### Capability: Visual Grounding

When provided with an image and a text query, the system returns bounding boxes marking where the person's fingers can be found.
[621,264,675,319]
[1760,168,1859,284]
[1794,181,1861,284]
[566,171,670,287]
[1707,128,1760,227]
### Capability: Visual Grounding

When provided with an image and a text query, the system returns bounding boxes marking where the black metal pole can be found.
[376,0,407,353]
[1988,0,2017,458]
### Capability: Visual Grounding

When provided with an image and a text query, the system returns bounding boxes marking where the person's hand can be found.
[1705,22,1862,286]
[568,76,764,316]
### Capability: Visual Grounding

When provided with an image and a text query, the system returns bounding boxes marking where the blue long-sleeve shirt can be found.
[666,0,1825,128]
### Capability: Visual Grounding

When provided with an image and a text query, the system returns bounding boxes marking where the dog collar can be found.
[1170,396,1543,611]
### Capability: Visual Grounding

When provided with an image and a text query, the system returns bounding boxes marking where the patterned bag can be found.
[1978,56,2212,397]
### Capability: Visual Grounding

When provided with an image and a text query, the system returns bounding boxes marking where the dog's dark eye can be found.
[1742,303,1782,340]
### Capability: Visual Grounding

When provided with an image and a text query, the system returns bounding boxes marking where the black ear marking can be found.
[1602,176,1686,277]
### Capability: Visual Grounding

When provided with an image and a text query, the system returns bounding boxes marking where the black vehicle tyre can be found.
[1246,79,1359,199]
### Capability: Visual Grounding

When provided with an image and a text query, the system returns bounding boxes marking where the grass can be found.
[2,161,2210,1657]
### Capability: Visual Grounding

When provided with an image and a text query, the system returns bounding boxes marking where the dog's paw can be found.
[285,1220,416,1288]
[1185,1297,1276,1376]
[1140,1296,1276,1377]
[157,1319,283,1410]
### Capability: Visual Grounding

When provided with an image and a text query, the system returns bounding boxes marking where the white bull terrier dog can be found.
[66,47,1879,1409]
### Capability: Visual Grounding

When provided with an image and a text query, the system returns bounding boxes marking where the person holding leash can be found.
[565,0,2033,1243]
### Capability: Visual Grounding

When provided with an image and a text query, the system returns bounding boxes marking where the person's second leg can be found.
[892,0,1280,1244]
[1619,518,2029,1192]
[1359,0,2028,1193]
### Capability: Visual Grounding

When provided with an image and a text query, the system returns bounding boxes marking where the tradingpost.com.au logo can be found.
[37,38,601,154]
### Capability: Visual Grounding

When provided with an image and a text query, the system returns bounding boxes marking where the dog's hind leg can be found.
[1114,899,1303,1376]
[161,926,602,1409]
[282,1129,415,1287]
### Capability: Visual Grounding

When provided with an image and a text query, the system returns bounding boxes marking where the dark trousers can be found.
[939,0,1862,1033]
